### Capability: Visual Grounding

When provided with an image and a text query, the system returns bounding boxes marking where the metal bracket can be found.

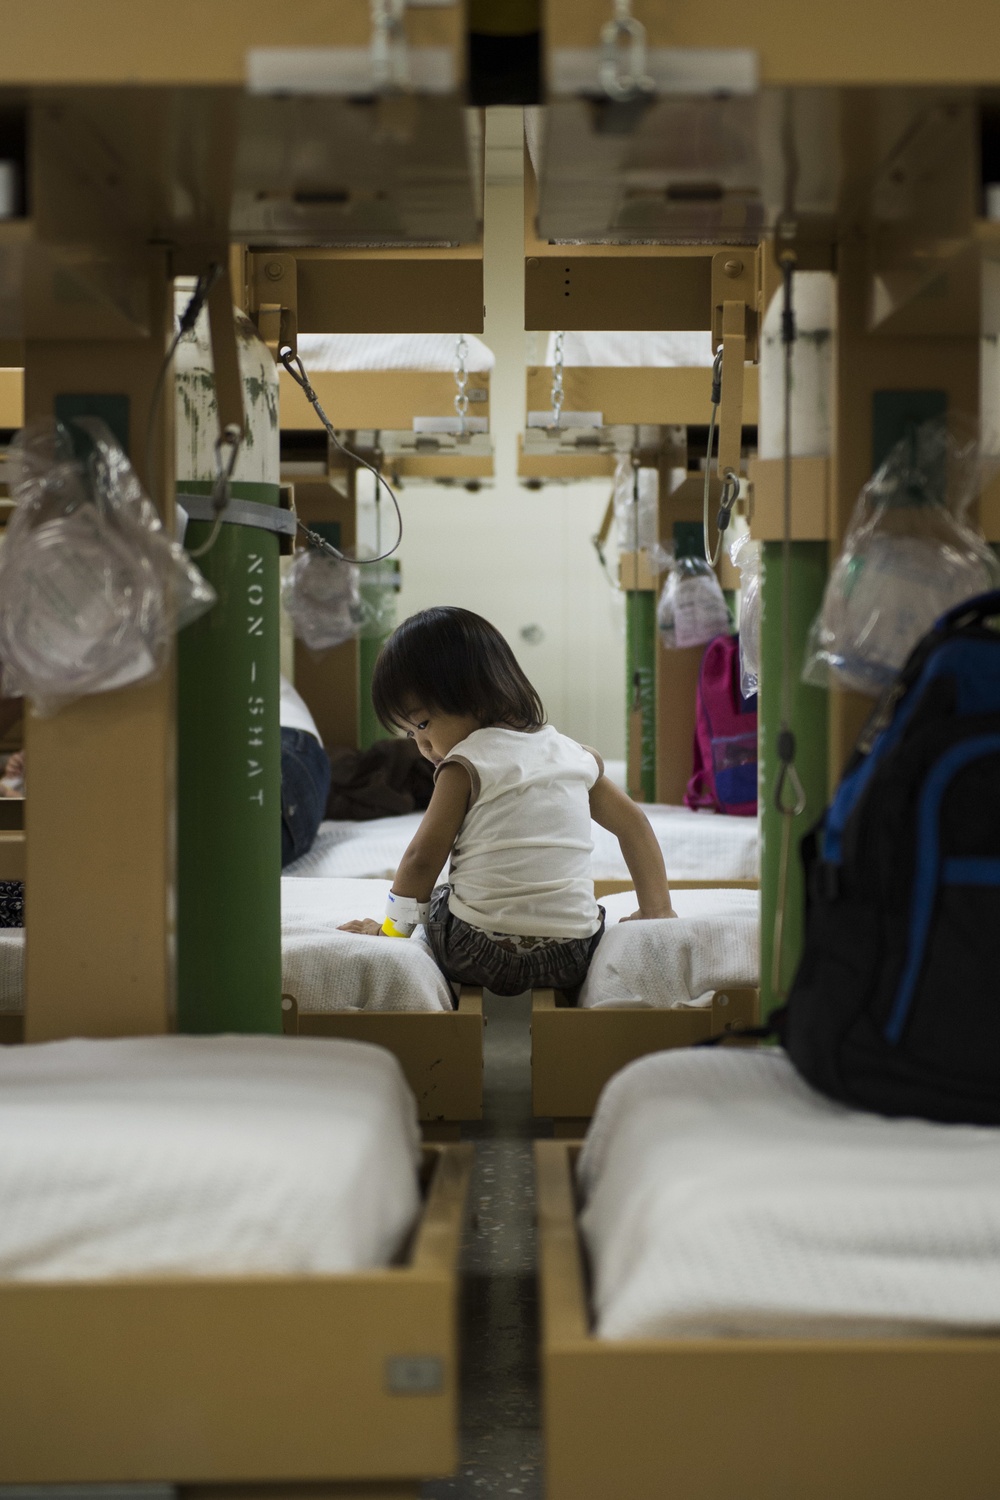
[248,252,298,359]
[711,250,758,479]
[205,262,246,445]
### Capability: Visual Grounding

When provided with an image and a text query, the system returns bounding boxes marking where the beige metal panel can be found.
[292,247,485,336]
[517,437,616,480]
[525,365,759,428]
[526,250,713,332]
[538,1140,1000,1500]
[543,0,1000,85]
[0,2,462,85]
[0,831,25,881]
[0,1144,472,1485]
[531,989,758,1122]
[280,370,490,434]
[294,990,485,1124]
[23,263,176,1041]
[0,369,23,428]
[525,157,758,330]
[392,451,494,480]
[749,456,831,540]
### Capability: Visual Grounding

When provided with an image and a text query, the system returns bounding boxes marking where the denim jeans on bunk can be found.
[280,728,332,867]
[425,885,605,997]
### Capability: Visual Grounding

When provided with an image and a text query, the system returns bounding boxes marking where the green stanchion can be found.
[626,589,657,803]
[759,541,829,1019]
[177,479,283,1034]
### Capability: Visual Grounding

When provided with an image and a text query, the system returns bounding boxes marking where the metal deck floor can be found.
[422,991,548,1500]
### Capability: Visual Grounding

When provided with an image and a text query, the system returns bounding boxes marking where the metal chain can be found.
[453,334,469,436]
[371,0,409,93]
[599,0,653,102]
[551,330,565,428]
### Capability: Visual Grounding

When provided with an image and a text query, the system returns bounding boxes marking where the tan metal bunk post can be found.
[22,262,177,1042]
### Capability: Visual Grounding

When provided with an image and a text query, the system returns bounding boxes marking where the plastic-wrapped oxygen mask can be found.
[0,418,216,715]
[729,530,761,696]
[282,546,368,652]
[657,555,732,650]
[804,420,1000,695]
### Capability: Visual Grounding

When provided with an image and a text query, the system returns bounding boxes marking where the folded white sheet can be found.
[544,330,715,369]
[296,332,494,373]
[581,887,758,1009]
[580,1049,1000,1340]
[0,1033,421,1280]
[282,877,453,1013]
[285,805,759,885]
[0,879,454,1016]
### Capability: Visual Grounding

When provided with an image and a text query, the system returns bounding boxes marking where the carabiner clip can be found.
[599,13,653,102]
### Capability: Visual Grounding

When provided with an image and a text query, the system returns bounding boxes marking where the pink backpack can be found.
[684,634,758,816]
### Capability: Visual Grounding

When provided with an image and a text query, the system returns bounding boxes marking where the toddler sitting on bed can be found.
[339,606,674,996]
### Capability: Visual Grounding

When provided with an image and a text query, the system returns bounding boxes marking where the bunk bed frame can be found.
[536,1139,1000,1500]
[0,1142,473,1492]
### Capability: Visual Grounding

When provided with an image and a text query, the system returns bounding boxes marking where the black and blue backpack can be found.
[776,589,1000,1124]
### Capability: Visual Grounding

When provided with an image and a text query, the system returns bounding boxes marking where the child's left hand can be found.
[338,918,384,936]
[621,907,677,922]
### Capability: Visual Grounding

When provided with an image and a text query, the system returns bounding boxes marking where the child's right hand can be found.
[338,918,384,936]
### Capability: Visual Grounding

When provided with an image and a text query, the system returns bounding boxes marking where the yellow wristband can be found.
[381,916,410,938]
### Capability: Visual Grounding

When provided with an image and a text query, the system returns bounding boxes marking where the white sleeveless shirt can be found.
[438,725,603,939]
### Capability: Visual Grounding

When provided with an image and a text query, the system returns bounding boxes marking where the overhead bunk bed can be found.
[280,330,495,758]
[537,1047,1000,1500]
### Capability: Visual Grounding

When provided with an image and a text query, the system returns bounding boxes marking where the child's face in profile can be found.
[398,702,481,767]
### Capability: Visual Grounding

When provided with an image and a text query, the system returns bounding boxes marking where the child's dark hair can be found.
[372,607,545,733]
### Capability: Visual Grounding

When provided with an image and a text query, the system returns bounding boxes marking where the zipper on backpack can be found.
[884,732,1000,1046]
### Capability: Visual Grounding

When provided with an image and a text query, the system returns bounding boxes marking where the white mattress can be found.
[580,887,758,1010]
[0,878,455,1016]
[544,330,715,369]
[285,805,759,885]
[592,805,759,883]
[283,877,453,1013]
[0,1034,421,1280]
[580,1049,1000,1340]
[296,332,494,373]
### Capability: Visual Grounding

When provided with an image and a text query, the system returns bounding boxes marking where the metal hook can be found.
[774,757,807,818]
[599,4,653,102]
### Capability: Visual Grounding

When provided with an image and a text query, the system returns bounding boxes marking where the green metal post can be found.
[626,589,657,803]
[175,308,282,1035]
[759,542,829,1019]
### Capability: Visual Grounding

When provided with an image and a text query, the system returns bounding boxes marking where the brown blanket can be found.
[325,737,435,821]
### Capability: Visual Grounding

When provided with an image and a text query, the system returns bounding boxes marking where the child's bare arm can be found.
[338,764,470,933]
[589,776,675,920]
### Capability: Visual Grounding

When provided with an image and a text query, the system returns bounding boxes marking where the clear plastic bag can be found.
[0,418,216,714]
[657,555,732,650]
[282,546,368,652]
[614,456,659,554]
[804,421,1000,695]
[729,530,761,696]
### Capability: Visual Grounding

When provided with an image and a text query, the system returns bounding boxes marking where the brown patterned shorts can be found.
[426,885,605,998]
